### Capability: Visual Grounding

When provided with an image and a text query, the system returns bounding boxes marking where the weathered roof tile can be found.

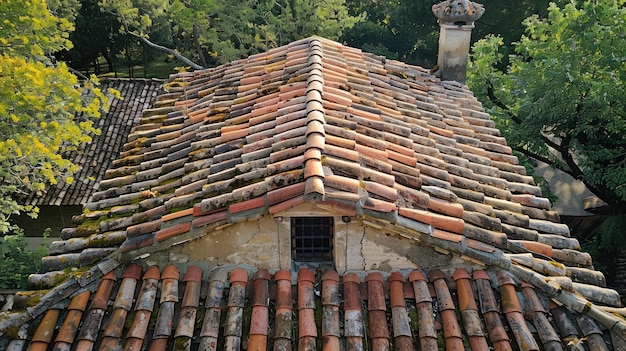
[5,36,626,350]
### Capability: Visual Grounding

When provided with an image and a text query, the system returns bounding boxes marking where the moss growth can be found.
[242,298,253,346]
[75,216,107,235]
[229,177,264,191]
[437,330,445,349]
[126,137,149,149]
[53,271,72,286]
[287,74,308,84]
[314,297,323,336]
[70,266,93,280]
[88,234,125,248]
[173,336,190,351]
[124,310,137,333]
[130,197,144,206]
[22,291,45,307]
[4,325,20,340]
[407,303,419,332]
[195,306,205,326]
[292,308,299,349]
[74,224,100,237]
[389,70,409,79]
[148,303,160,330]
[161,177,181,186]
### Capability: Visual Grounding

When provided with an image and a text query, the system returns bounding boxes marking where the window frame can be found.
[290,217,334,263]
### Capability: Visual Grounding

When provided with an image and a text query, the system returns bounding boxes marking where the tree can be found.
[468,0,626,215]
[0,0,113,234]
[0,229,49,289]
[57,0,127,75]
[341,0,566,68]
[342,0,440,67]
[99,0,363,69]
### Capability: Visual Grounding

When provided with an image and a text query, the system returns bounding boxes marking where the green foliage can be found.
[47,0,82,24]
[581,215,626,279]
[100,0,363,68]
[0,0,113,233]
[468,0,626,211]
[342,0,440,66]
[58,0,128,75]
[341,0,564,68]
[0,228,49,290]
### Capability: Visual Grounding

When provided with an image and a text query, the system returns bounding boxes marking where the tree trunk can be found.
[101,48,114,74]
[193,24,208,68]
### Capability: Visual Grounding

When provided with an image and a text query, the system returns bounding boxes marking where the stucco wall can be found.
[166,216,283,271]
[534,160,597,216]
[145,209,466,274]
[360,226,454,271]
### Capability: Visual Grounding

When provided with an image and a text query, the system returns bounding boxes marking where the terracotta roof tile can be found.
[13,266,606,350]
[5,36,626,350]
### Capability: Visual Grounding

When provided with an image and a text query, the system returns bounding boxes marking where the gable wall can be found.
[138,208,469,274]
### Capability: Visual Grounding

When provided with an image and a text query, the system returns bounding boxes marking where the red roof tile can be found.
[16,266,609,351]
[4,35,626,350]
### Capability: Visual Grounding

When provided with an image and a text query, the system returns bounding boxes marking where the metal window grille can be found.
[291,217,334,262]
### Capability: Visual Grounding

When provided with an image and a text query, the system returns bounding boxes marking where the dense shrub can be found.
[0,229,49,290]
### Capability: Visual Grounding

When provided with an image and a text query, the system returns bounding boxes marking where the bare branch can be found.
[127,32,205,71]
[66,66,89,80]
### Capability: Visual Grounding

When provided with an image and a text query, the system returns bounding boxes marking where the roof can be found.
[19,78,163,206]
[2,265,620,351]
[2,36,626,349]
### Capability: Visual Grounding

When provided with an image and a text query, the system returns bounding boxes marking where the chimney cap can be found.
[432,0,485,24]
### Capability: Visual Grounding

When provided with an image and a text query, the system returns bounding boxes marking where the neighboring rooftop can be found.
[2,36,625,350]
[18,78,163,207]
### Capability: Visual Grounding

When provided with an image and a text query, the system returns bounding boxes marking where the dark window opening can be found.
[291,217,334,262]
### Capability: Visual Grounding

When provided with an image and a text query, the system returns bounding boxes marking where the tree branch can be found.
[66,66,89,80]
[519,136,612,206]
[486,80,522,124]
[128,32,205,71]
[486,79,569,158]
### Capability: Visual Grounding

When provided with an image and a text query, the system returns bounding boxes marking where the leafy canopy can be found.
[99,0,363,68]
[0,0,113,234]
[468,0,626,212]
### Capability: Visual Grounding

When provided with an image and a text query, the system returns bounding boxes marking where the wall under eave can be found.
[534,161,597,217]
[138,208,471,274]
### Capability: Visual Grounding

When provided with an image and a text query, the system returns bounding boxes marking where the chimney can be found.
[432,0,485,82]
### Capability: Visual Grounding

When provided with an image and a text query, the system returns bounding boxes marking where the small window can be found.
[291,217,334,262]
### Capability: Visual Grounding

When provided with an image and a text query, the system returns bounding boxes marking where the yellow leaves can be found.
[108,88,122,100]
[1,0,74,57]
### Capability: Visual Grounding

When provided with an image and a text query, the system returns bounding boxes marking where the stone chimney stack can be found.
[432,0,485,82]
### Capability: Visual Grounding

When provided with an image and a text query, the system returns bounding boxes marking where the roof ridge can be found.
[303,38,326,198]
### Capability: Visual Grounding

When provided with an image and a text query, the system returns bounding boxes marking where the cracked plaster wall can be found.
[155,213,459,273]
[360,226,454,272]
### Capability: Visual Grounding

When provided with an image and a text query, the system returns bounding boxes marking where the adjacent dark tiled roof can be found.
[19,78,164,206]
[4,265,621,351]
[2,37,626,349]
